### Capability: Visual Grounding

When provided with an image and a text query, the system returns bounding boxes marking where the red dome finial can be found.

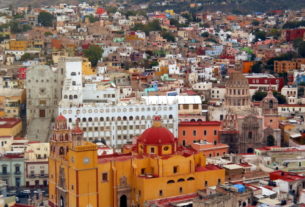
[154,116,161,121]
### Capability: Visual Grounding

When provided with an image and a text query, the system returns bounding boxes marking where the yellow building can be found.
[0,118,22,137]
[49,116,225,207]
[82,58,95,75]
[0,88,25,118]
[9,40,29,51]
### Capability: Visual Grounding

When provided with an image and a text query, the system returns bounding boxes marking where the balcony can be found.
[0,171,9,176]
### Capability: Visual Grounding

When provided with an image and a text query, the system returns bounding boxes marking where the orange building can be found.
[242,61,254,73]
[274,60,297,73]
[178,121,228,157]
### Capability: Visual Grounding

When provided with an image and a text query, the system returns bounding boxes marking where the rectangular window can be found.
[214,130,217,136]
[150,147,155,154]
[204,130,207,136]
[159,190,163,196]
[141,168,145,175]
[183,104,189,109]
[173,166,178,174]
[2,166,7,174]
[193,104,199,109]
[205,181,208,187]
[182,130,186,136]
[102,173,108,182]
[193,130,196,136]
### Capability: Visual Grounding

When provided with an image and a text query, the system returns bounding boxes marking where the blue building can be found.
[0,154,25,188]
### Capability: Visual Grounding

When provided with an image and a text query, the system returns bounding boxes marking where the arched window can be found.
[64,95,68,99]
[82,117,86,122]
[135,116,139,120]
[74,95,78,99]
[248,131,252,139]
[167,180,175,184]
[269,100,273,109]
[59,147,65,155]
[100,117,104,121]
[117,117,122,121]
[187,177,195,181]
[169,115,173,119]
[69,95,73,100]
[123,116,127,121]
[129,116,133,120]
[65,134,69,141]
[88,117,93,122]
[177,178,185,182]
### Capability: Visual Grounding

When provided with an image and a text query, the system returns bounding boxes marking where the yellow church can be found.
[48,115,225,207]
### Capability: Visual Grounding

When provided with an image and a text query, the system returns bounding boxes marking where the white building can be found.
[281,86,298,105]
[58,102,178,148]
[58,58,178,148]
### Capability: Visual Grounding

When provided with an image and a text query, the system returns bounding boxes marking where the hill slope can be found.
[1,0,305,13]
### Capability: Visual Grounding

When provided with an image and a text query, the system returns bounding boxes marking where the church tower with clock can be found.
[49,115,98,207]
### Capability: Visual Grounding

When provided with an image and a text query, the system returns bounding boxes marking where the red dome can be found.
[56,115,66,121]
[138,127,175,145]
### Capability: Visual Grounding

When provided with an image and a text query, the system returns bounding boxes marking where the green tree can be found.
[86,14,99,23]
[252,90,286,104]
[268,29,281,40]
[10,21,31,33]
[131,20,161,35]
[251,62,262,73]
[252,20,259,26]
[253,29,266,42]
[273,91,287,104]
[20,53,37,61]
[252,91,267,101]
[38,11,54,27]
[84,45,103,67]
[293,38,303,49]
[44,31,53,36]
[161,31,175,42]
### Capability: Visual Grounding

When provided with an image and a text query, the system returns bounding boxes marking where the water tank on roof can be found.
[232,184,245,193]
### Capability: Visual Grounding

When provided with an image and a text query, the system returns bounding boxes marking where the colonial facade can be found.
[209,71,281,153]
[48,115,225,207]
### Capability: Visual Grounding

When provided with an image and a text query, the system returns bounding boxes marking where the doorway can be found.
[120,195,127,207]
[39,109,45,118]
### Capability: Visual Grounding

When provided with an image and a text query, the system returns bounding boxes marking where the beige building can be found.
[24,142,49,187]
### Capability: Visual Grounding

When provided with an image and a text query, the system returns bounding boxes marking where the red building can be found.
[18,67,27,80]
[178,121,228,157]
[245,74,284,92]
[285,29,305,41]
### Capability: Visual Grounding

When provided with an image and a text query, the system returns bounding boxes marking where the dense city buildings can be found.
[1,2,305,207]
